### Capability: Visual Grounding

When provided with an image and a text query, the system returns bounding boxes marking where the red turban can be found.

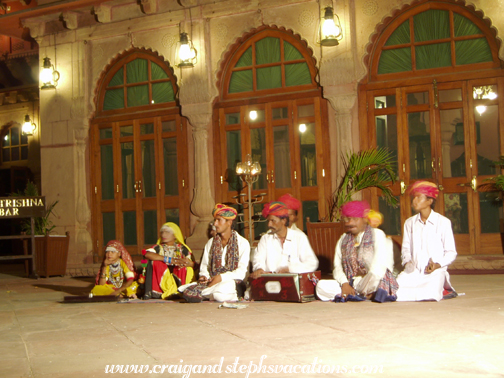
[277,194,301,211]
[212,203,237,220]
[409,181,439,199]
[262,201,289,218]
[341,200,370,218]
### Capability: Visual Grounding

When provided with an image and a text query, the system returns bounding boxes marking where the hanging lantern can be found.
[176,32,197,68]
[22,115,36,135]
[318,6,343,46]
[40,57,60,89]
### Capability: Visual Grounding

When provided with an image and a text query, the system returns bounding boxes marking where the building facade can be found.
[0,0,503,272]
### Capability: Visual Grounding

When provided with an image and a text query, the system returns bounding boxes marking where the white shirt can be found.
[199,231,250,282]
[253,227,319,273]
[333,228,393,292]
[401,210,457,272]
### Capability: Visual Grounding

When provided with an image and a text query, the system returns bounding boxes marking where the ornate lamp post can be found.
[234,154,266,244]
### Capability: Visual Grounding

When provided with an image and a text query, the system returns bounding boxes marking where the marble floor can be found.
[1,265,503,378]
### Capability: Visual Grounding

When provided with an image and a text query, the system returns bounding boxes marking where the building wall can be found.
[22,0,504,269]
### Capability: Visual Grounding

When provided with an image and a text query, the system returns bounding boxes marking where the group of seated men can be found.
[92,180,457,303]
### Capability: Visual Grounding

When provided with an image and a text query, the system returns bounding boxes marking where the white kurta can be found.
[316,228,394,301]
[396,211,457,302]
[253,227,319,273]
[179,231,250,302]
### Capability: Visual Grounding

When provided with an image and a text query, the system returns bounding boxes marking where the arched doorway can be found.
[359,0,504,256]
[214,26,332,240]
[90,48,190,260]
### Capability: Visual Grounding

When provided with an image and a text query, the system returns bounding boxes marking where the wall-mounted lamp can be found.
[176,32,197,68]
[40,57,60,89]
[317,6,343,46]
[22,115,36,136]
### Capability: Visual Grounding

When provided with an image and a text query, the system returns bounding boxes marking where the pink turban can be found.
[262,201,289,218]
[341,200,370,218]
[277,194,301,211]
[212,204,237,220]
[409,181,439,199]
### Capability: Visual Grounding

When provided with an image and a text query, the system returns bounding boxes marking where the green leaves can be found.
[328,147,398,221]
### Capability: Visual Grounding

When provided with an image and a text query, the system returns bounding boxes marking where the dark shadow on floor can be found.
[33,277,95,295]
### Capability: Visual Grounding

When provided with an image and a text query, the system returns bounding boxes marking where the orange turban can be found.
[262,201,289,218]
[212,204,237,220]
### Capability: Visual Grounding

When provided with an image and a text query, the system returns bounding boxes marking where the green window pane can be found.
[284,41,303,61]
[151,62,169,80]
[3,134,9,147]
[385,20,410,46]
[235,47,252,67]
[127,85,149,107]
[273,125,291,188]
[21,132,28,145]
[378,48,412,74]
[123,211,137,246]
[104,88,124,110]
[440,109,465,178]
[2,148,9,162]
[414,10,449,42]
[141,140,156,198]
[475,105,500,175]
[120,125,133,137]
[256,37,280,64]
[298,104,314,117]
[108,67,124,87]
[121,142,135,199]
[379,196,401,236]
[226,113,240,125]
[11,147,19,161]
[102,212,116,244]
[408,111,432,180]
[454,13,483,37]
[250,128,266,190]
[144,210,157,245]
[126,58,148,84]
[375,115,398,176]
[300,123,317,187]
[272,107,288,120]
[152,82,175,104]
[444,193,469,234]
[455,39,492,65]
[100,128,113,140]
[226,130,241,192]
[100,144,114,200]
[21,146,28,160]
[140,123,154,135]
[302,201,319,231]
[162,120,176,133]
[285,63,311,86]
[480,192,502,233]
[165,208,180,226]
[374,95,396,109]
[257,66,282,90]
[229,70,253,93]
[11,127,19,146]
[163,138,179,196]
[416,43,451,70]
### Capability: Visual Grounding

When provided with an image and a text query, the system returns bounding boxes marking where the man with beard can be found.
[316,200,398,303]
[250,201,318,279]
[179,204,250,302]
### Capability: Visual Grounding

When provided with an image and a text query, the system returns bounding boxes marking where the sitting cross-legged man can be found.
[91,240,138,298]
[396,181,457,302]
[250,201,318,279]
[316,200,398,303]
[179,204,250,302]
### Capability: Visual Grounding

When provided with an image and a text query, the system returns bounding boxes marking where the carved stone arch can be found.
[215,24,319,102]
[360,0,503,84]
[92,47,179,118]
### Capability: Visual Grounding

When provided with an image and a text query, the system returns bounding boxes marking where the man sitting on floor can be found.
[179,204,250,302]
[316,200,398,303]
[396,181,457,301]
[250,201,318,279]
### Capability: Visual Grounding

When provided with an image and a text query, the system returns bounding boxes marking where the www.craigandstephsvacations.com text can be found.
[104,356,384,376]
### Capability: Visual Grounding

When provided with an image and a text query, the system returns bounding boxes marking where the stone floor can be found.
[1,264,504,378]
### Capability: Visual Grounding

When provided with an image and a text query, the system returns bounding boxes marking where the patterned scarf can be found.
[341,225,374,283]
[209,230,240,277]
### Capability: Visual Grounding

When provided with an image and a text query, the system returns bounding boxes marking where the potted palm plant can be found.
[307,147,397,272]
[11,181,69,277]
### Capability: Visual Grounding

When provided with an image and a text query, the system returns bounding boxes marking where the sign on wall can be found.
[0,197,46,218]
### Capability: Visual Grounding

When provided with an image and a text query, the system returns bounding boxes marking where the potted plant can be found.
[11,181,69,277]
[307,147,397,272]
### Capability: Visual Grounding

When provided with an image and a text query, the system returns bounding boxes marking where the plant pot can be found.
[35,232,70,277]
[306,221,345,273]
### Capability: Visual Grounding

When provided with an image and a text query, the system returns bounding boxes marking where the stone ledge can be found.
[449,255,504,274]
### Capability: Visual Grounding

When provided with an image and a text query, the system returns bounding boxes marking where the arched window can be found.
[215,27,331,238]
[359,0,504,257]
[91,49,189,259]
